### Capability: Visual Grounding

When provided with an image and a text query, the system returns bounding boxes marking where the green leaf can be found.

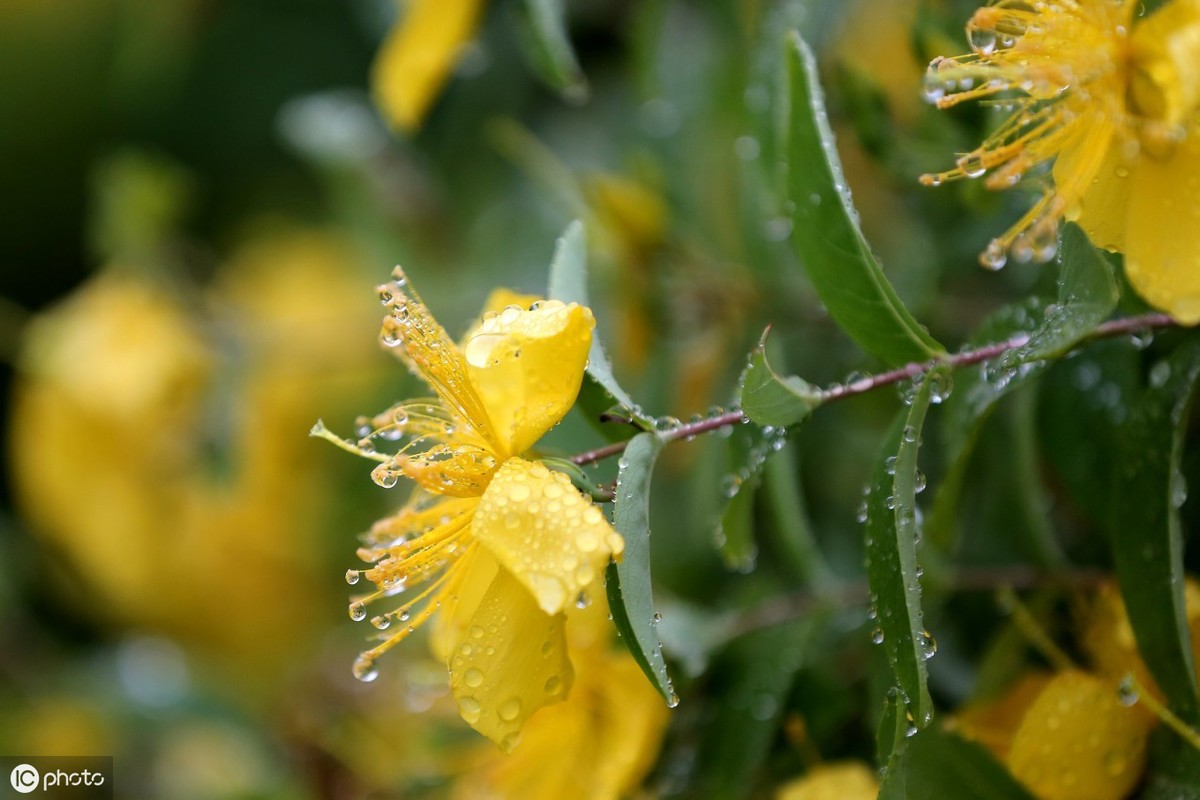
[573,373,641,443]
[606,431,675,704]
[762,444,836,589]
[876,689,909,771]
[783,31,943,367]
[928,226,1118,549]
[738,328,824,427]
[878,726,1036,800]
[512,0,588,102]
[865,375,935,728]
[689,617,825,800]
[1007,223,1119,362]
[719,469,758,572]
[1143,725,1200,799]
[546,220,653,427]
[715,422,789,571]
[1109,338,1200,722]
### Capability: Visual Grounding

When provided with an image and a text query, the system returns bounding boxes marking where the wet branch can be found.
[570,311,1175,468]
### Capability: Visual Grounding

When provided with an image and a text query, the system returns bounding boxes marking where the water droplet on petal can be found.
[498,697,522,722]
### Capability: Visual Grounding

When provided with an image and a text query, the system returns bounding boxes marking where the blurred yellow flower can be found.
[775,761,879,800]
[10,231,384,692]
[1077,579,1200,711]
[452,600,669,799]
[922,0,1200,323]
[1007,670,1152,800]
[371,0,486,132]
[955,670,1152,800]
[950,581,1192,800]
[334,270,623,749]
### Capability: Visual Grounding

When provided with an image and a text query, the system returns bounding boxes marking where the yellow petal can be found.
[370,0,485,133]
[583,651,672,799]
[454,648,668,800]
[1057,124,1128,252]
[1128,0,1200,129]
[461,300,594,456]
[953,672,1053,761]
[1007,670,1151,800]
[477,288,542,318]
[473,458,624,615]
[430,544,499,662]
[775,762,879,800]
[447,565,573,749]
[379,267,500,450]
[1123,115,1200,323]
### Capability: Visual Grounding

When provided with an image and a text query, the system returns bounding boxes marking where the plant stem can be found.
[570,312,1175,467]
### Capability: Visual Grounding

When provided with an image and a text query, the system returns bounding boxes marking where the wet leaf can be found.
[929,225,1118,548]
[606,431,674,704]
[1009,223,1119,361]
[547,220,653,427]
[738,328,824,428]
[1110,337,1200,722]
[865,376,934,727]
[878,726,1036,800]
[689,616,825,800]
[876,689,909,771]
[783,31,942,367]
[715,421,788,571]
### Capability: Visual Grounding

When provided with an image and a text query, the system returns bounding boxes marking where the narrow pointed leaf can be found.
[783,31,942,366]
[513,0,588,101]
[606,432,674,703]
[1110,338,1200,722]
[547,220,653,427]
[876,689,909,772]
[715,422,789,571]
[738,328,824,427]
[865,376,934,726]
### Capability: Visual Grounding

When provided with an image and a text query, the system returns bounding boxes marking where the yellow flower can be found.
[1007,670,1151,800]
[775,761,879,800]
[922,0,1200,323]
[371,0,486,132]
[954,670,1151,800]
[11,232,385,692]
[339,269,624,749]
[452,599,669,799]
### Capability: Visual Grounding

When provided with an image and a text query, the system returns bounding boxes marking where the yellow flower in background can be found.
[371,0,486,132]
[10,232,384,690]
[949,582,1193,800]
[956,670,1152,800]
[1008,670,1151,800]
[1077,579,1200,709]
[334,270,624,749]
[774,761,879,800]
[922,0,1200,323]
[452,599,669,799]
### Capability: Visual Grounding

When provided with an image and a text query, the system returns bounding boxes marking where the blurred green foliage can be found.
[3,0,1200,798]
